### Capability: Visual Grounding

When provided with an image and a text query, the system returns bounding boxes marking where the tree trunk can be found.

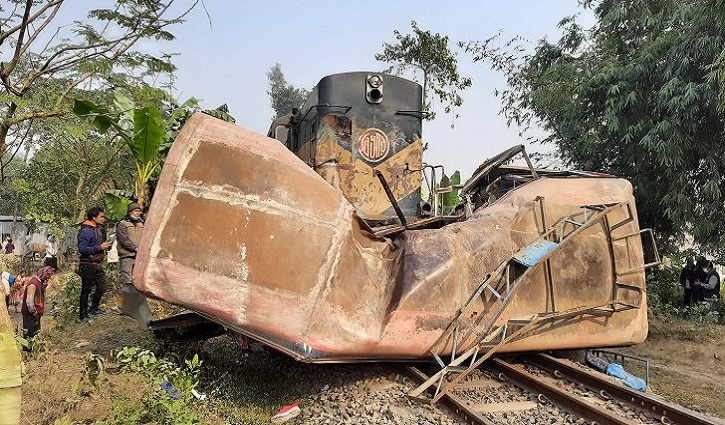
[135,176,146,209]
[74,174,87,222]
[0,103,18,183]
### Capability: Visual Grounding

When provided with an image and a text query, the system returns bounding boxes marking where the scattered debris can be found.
[191,388,207,400]
[606,363,646,391]
[271,401,301,423]
[585,351,609,373]
[160,380,180,399]
[73,340,90,349]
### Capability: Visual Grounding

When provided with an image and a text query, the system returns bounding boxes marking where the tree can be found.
[74,85,236,207]
[375,21,472,120]
[464,0,725,250]
[266,63,308,119]
[0,157,25,215]
[12,117,135,223]
[0,0,202,182]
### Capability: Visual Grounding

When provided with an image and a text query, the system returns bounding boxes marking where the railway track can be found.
[404,353,725,425]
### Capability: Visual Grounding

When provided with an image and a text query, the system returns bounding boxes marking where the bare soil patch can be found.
[616,316,725,419]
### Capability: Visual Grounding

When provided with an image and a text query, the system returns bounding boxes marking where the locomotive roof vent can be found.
[366,74,384,104]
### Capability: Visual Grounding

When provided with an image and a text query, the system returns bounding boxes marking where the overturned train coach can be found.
[133,72,658,363]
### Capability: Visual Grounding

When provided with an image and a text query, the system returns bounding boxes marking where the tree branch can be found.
[0,2,21,31]
[16,2,63,60]
[11,1,179,96]
[0,0,64,46]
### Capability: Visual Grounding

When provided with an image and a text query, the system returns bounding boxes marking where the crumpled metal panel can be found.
[134,113,647,362]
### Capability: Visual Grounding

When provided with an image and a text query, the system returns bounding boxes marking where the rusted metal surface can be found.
[312,118,423,221]
[292,73,425,222]
[134,113,648,362]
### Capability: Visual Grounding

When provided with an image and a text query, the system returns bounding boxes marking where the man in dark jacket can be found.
[77,207,111,322]
[692,256,708,303]
[703,261,721,299]
[116,203,152,325]
[680,257,696,307]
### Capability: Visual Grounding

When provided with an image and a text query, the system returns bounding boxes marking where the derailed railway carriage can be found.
[133,71,658,367]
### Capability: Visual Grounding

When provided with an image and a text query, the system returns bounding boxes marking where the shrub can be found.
[647,257,721,323]
[0,254,21,274]
[95,346,203,425]
[49,273,82,320]
[647,262,683,312]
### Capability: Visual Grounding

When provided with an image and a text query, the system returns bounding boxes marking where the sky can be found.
[141,1,594,179]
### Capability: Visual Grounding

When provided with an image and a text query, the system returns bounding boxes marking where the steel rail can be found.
[401,366,496,425]
[487,358,634,425]
[526,353,725,425]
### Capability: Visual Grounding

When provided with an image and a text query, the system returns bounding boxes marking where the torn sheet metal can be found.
[134,114,648,363]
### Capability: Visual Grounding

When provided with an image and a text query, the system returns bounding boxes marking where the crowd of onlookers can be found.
[680,256,721,307]
[1,203,147,349]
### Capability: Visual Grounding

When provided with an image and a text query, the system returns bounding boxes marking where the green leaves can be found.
[104,190,135,222]
[74,98,165,166]
[0,0,197,181]
[74,87,237,207]
[203,103,236,124]
[440,170,461,215]
[376,21,472,121]
[266,64,309,119]
[73,100,117,133]
[132,106,165,165]
[85,353,106,389]
[467,0,725,251]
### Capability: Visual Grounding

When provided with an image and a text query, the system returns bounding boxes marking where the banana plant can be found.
[74,96,163,207]
[74,92,235,208]
[129,106,164,207]
[439,170,461,215]
[104,189,135,222]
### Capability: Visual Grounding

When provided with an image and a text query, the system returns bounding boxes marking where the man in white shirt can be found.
[44,234,58,269]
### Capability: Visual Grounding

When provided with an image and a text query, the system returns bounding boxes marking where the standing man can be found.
[680,257,696,307]
[77,207,111,322]
[692,256,708,303]
[116,203,152,325]
[22,266,55,343]
[703,261,721,299]
[44,234,58,269]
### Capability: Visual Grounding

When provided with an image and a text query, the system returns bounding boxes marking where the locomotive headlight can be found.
[366,74,384,104]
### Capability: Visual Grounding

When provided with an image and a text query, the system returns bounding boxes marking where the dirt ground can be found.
[616,316,725,418]
[11,273,725,424]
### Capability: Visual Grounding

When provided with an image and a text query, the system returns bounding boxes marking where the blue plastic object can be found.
[160,380,181,399]
[606,363,646,391]
[514,240,559,267]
